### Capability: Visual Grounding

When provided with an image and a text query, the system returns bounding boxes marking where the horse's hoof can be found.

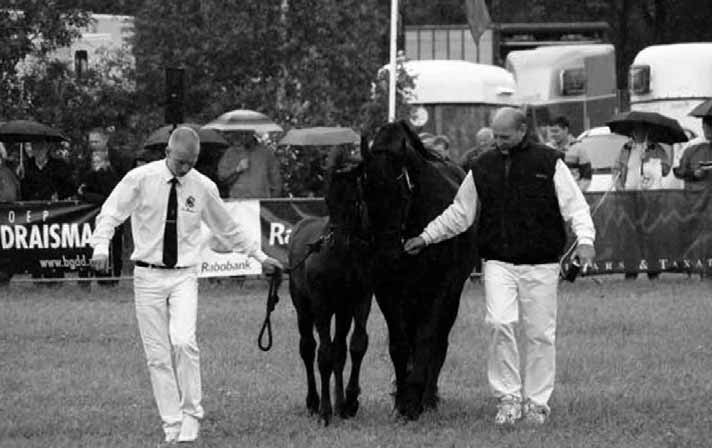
[423,393,440,411]
[341,399,359,418]
[306,394,319,415]
[321,413,331,427]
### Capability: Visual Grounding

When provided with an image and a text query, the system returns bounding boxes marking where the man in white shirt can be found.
[90,127,282,444]
[404,108,595,426]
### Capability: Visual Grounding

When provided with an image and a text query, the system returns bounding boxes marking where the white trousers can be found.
[133,266,204,435]
[483,260,559,410]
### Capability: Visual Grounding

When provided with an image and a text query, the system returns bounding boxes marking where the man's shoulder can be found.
[528,141,563,159]
[187,168,219,191]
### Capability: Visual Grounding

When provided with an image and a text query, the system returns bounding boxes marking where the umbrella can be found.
[0,120,67,143]
[203,109,283,133]
[606,111,688,145]
[688,98,712,118]
[278,127,360,146]
[143,123,229,150]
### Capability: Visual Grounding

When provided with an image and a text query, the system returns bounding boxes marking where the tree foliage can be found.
[0,1,91,118]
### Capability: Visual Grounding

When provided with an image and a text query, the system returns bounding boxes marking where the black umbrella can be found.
[688,99,712,118]
[143,123,229,150]
[0,120,67,143]
[606,111,688,145]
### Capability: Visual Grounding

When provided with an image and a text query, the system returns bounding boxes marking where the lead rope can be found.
[256,233,328,351]
[258,268,282,352]
[560,171,621,282]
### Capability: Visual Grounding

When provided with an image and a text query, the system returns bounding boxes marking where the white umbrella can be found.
[203,109,283,133]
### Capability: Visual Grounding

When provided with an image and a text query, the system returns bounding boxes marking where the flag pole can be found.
[388,0,398,122]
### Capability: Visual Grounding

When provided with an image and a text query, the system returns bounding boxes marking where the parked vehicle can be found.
[399,59,518,160]
[629,43,712,138]
[506,44,618,137]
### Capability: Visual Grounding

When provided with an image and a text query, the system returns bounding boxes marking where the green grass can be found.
[1,276,711,447]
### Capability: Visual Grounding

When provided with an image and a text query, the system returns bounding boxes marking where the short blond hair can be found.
[167,126,200,154]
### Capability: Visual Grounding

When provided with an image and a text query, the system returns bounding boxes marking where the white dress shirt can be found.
[420,159,595,247]
[90,160,268,266]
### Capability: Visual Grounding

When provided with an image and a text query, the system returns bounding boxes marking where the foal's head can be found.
[325,162,369,249]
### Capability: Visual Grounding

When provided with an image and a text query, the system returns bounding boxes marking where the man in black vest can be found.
[404,107,595,426]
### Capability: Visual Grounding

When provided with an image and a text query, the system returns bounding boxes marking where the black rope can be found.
[256,235,326,352]
[258,268,282,352]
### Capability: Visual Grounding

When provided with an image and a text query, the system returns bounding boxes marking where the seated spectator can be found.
[673,116,712,191]
[460,127,495,172]
[546,116,592,191]
[217,131,282,198]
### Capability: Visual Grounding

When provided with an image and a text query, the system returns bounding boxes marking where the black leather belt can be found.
[135,261,189,270]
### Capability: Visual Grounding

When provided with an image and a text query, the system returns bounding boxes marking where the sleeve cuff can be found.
[251,249,269,264]
[92,244,109,258]
[419,231,433,246]
[577,237,594,247]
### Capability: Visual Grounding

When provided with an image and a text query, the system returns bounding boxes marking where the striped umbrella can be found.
[203,109,283,133]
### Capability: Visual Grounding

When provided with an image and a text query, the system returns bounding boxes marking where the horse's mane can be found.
[370,120,465,208]
[396,121,465,190]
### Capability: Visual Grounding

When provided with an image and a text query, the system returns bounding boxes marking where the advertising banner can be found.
[3,191,712,279]
[0,201,98,274]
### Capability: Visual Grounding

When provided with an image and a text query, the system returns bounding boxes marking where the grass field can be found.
[1,276,711,448]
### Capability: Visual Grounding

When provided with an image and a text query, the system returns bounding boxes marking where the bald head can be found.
[491,107,527,153]
[166,126,201,177]
[475,127,495,150]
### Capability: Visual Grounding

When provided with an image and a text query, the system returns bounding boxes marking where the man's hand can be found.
[573,243,595,273]
[262,257,284,275]
[404,236,426,255]
[236,158,249,173]
[90,253,110,272]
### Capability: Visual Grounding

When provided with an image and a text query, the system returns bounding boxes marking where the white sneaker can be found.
[163,429,179,444]
[177,415,200,443]
[494,397,522,426]
[523,401,549,425]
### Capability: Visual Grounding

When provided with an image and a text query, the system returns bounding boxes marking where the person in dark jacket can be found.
[21,141,75,201]
[77,129,123,286]
[404,107,595,427]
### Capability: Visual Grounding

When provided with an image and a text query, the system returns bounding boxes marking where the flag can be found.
[464,0,492,43]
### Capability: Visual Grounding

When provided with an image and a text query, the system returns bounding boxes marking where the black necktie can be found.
[162,178,178,267]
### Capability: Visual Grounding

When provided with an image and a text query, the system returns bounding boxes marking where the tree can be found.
[0,2,91,118]
[14,45,138,175]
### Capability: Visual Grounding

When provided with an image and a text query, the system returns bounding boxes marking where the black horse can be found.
[362,121,478,420]
[287,160,373,426]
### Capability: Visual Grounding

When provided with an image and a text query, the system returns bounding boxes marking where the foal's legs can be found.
[332,309,351,418]
[297,309,319,414]
[315,316,334,426]
[344,295,372,418]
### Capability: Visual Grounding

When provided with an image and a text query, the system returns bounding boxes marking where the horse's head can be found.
[325,161,370,251]
[362,121,435,263]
